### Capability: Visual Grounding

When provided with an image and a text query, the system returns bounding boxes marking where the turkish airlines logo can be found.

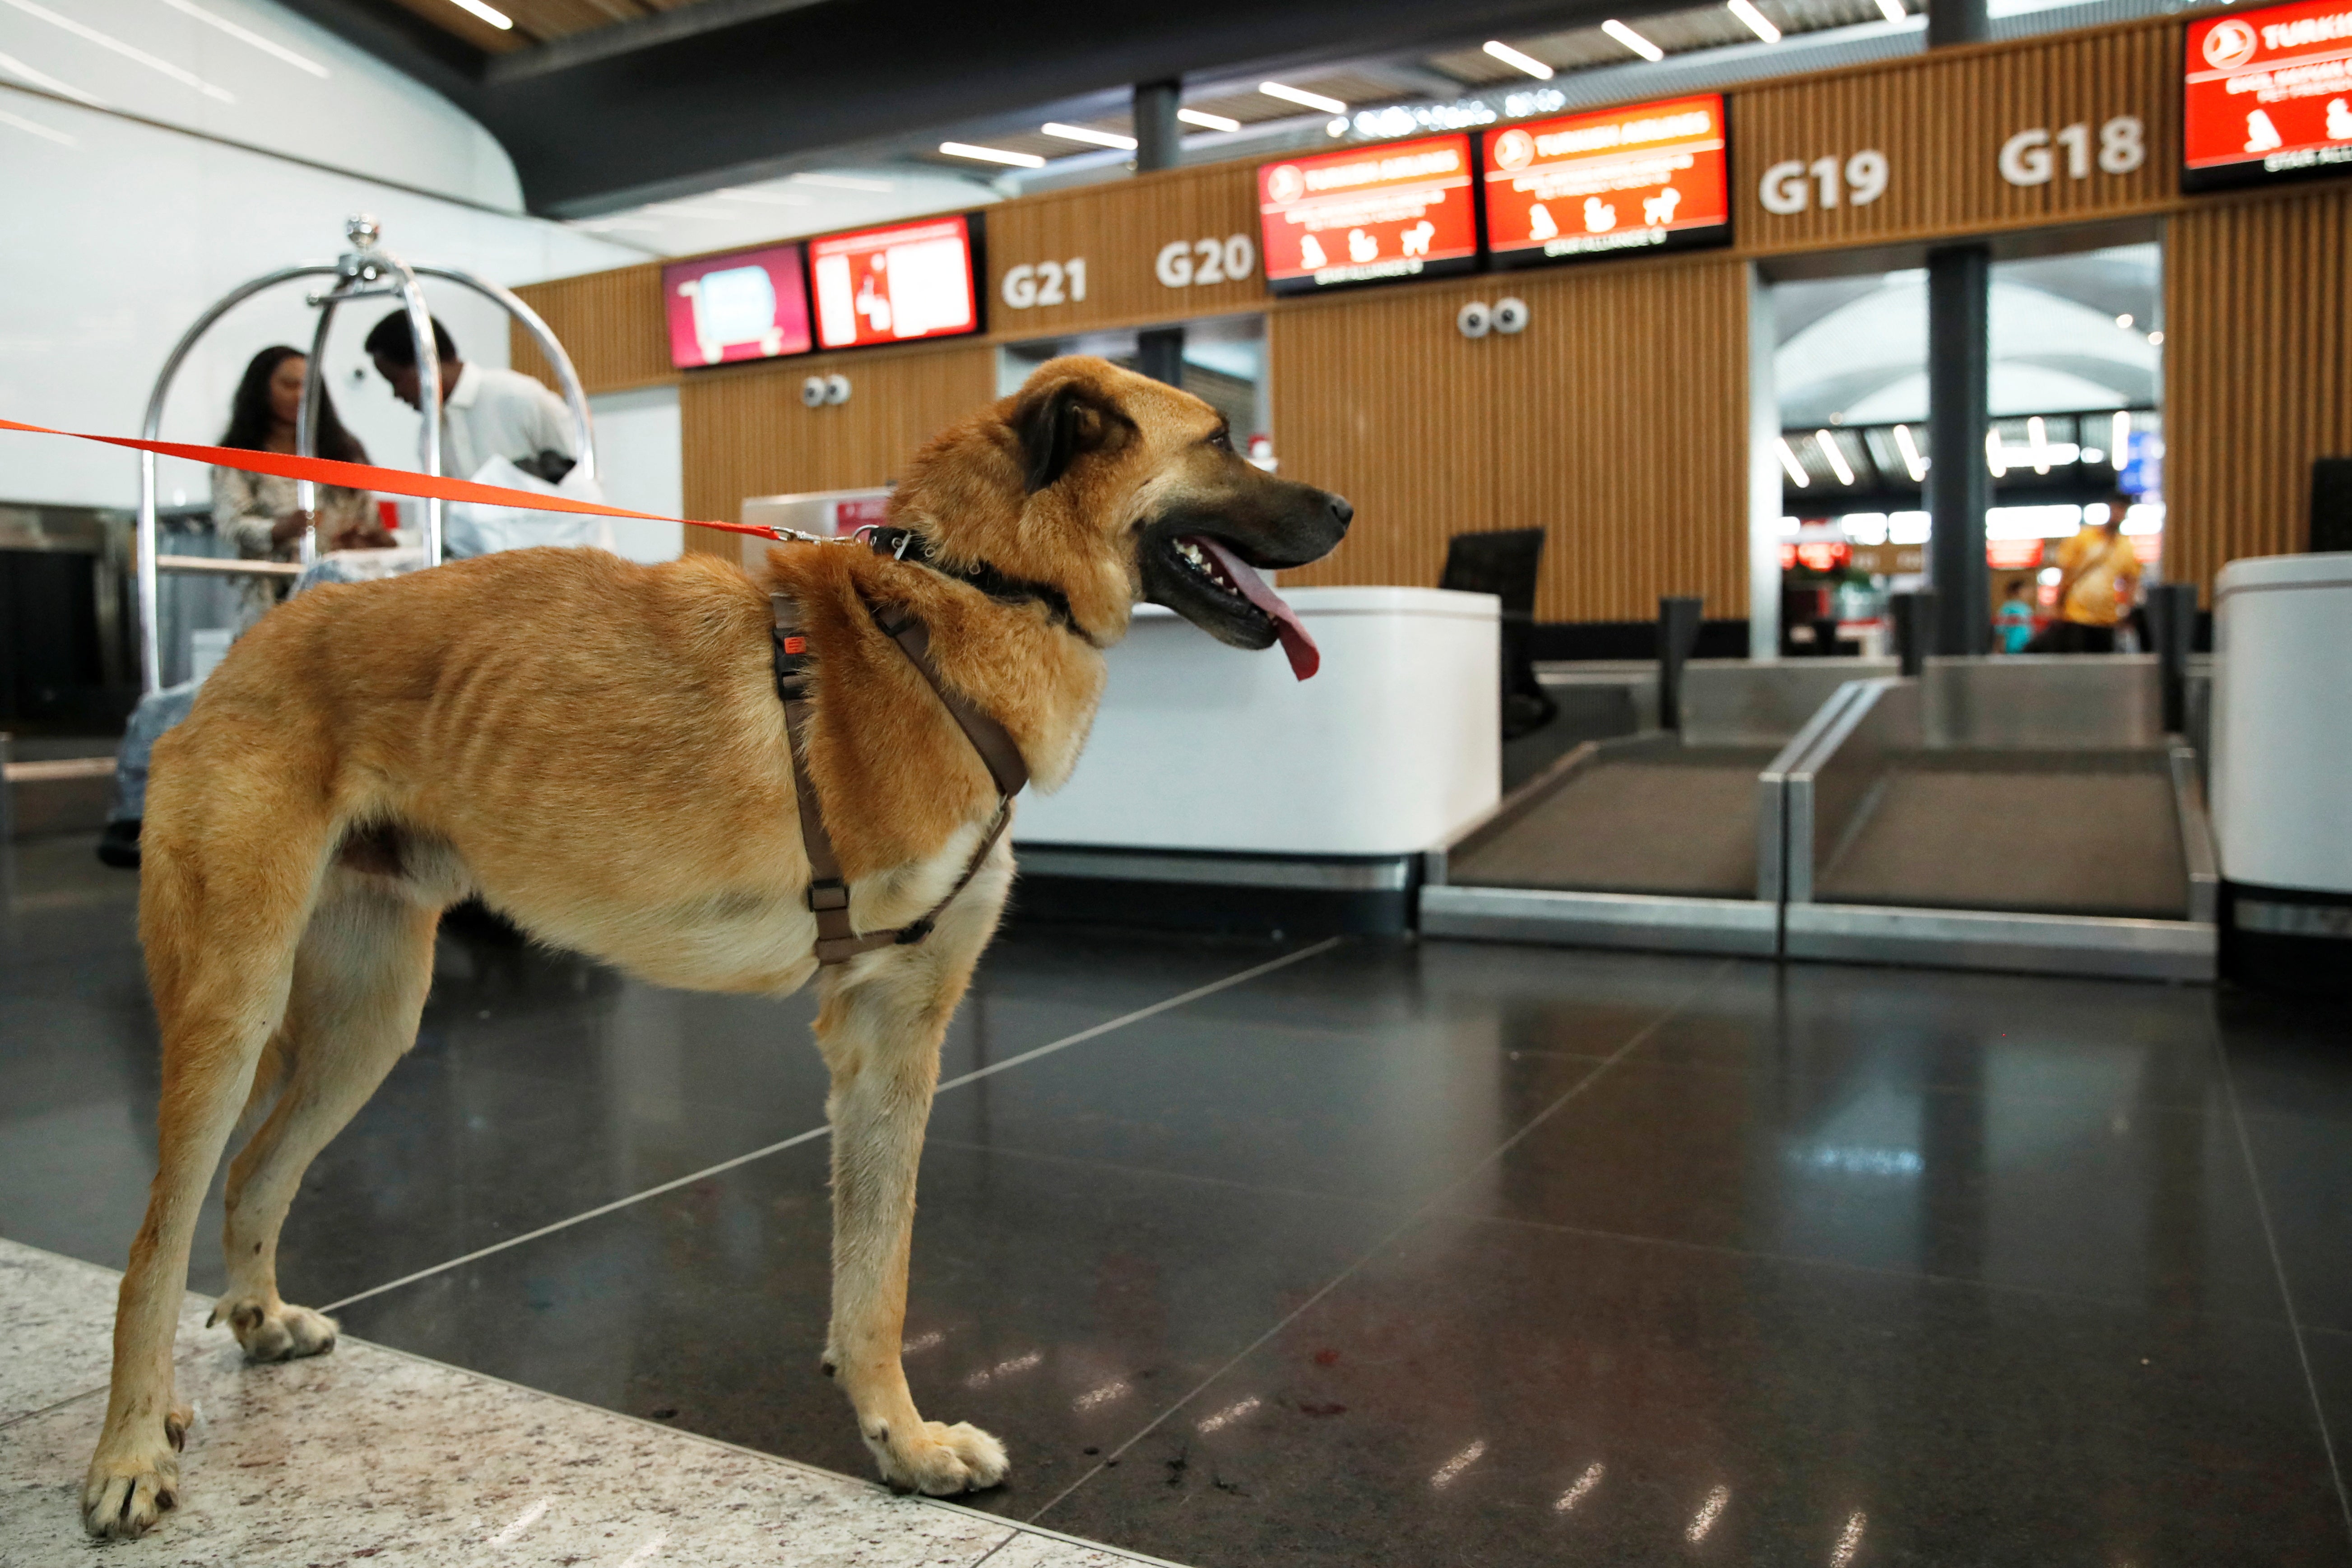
[1492,129,1535,171]
[1266,165,1305,204]
[2204,18,2259,70]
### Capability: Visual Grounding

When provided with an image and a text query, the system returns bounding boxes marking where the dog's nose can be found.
[1327,496,1354,531]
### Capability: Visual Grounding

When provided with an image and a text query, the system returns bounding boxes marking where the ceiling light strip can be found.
[1876,0,1907,21]
[1482,40,1554,79]
[0,103,74,144]
[0,47,106,106]
[1259,80,1347,114]
[1600,18,1665,61]
[1727,0,1782,44]
[1042,121,1137,149]
[445,0,514,30]
[1814,430,1856,486]
[940,140,1045,167]
[0,0,237,101]
[156,0,329,78]
[1177,107,1241,132]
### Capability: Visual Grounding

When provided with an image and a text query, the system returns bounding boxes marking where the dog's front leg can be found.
[814,953,1008,1496]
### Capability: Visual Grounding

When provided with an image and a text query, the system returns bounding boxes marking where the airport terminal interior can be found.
[2,0,2349,1562]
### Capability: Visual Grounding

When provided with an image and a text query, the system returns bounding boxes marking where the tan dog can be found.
[81,356,1350,1539]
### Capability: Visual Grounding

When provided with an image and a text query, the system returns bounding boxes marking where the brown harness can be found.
[770,589,1030,965]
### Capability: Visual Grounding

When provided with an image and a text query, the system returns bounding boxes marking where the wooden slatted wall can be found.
[508,14,2351,607]
[510,261,671,394]
[677,344,998,556]
[1273,258,1751,622]
[2166,187,2352,591]
[1735,23,2179,254]
[983,163,1262,335]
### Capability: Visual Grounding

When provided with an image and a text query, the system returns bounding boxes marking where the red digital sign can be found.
[662,245,812,369]
[2186,0,2352,187]
[1482,94,1730,265]
[809,215,983,351]
[1257,135,1480,295]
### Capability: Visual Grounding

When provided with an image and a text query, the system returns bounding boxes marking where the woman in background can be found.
[213,345,388,625]
[98,348,389,868]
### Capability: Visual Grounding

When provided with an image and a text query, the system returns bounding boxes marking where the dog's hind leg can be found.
[83,808,332,1540]
[813,867,1013,1496]
[212,872,437,1364]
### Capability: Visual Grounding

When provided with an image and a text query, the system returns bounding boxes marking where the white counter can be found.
[1015,586,1499,858]
[2212,552,2352,895]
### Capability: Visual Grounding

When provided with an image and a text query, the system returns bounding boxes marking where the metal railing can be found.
[134,215,595,691]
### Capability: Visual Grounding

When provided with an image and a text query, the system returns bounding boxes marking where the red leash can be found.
[0,417,786,541]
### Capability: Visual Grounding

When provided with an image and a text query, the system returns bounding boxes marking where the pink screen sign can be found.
[663,245,812,368]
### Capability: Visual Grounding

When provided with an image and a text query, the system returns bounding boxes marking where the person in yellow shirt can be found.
[2041,491,2142,653]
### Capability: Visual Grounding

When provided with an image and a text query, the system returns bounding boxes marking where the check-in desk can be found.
[2212,552,2352,990]
[1012,587,1499,932]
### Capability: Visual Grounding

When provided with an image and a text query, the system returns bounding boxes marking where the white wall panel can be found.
[0,90,641,509]
[587,386,684,563]
[0,0,520,207]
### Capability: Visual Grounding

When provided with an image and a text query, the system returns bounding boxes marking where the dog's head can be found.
[891,356,1351,677]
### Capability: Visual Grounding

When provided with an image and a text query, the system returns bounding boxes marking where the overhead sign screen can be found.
[1257,135,1479,295]
[2185,0,2352,187]
[1482,94,1731,265]
[663,245,812,369]
[810,215,982,351]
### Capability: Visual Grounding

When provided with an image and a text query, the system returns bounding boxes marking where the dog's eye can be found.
[1206,427,1233,452]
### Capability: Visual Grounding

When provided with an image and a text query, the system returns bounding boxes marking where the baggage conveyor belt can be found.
[1421,660,1891,957]
[1422,656,2218,981]
[1445,741,1781,899]
[1811,749,2188,920]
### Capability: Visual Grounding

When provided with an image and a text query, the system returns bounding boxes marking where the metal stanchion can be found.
[1890,590,1936,678]
[1658,595,1704,731]
[2145,580,2199,734]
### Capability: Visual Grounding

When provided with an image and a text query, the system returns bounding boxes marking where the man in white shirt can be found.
[363,312,576,483]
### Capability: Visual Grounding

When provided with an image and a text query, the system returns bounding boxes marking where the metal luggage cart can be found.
[133,215,596,691]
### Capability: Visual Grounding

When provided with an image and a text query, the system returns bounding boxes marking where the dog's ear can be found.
[1010,378,1129,494]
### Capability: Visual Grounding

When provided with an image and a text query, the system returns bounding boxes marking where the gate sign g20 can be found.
[1156,235,1256,288]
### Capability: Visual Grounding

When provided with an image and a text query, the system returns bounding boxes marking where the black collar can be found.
[864,525,1098,646]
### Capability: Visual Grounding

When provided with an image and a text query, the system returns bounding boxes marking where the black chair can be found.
[1441,529,1556,741]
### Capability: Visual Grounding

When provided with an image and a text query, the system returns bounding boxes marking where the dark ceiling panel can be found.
[276,0,1679,214]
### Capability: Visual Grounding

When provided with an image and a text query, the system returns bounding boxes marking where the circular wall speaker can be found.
[824,374,852,406]
[801,376,828,408]
[1457,300,1493,339]
[1493,296,1530,334]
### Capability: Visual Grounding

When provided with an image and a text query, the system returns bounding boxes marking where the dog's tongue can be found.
[1189,535,1320,680]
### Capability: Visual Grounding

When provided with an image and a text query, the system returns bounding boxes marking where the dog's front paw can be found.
[866,1418,1009,1495]
[81,1437,183,1540]
[216,1298,337,1363]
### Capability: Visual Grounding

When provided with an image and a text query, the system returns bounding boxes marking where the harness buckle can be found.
[806,880,849,913]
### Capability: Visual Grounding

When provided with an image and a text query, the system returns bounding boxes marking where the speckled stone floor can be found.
[6,829,2351,1567]
[0,1240,1161,1568]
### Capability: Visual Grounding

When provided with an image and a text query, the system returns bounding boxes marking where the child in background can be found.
[1995,577,2037,653]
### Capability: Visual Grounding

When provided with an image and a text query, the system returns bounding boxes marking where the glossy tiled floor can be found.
[3,831,2348,1566]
